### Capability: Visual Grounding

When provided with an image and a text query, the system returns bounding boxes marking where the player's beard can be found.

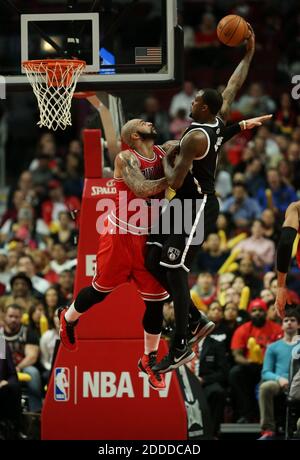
[137,128,157,142]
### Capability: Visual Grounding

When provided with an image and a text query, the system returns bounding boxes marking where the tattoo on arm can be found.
[219,53,253,120]
[118,151,167,198]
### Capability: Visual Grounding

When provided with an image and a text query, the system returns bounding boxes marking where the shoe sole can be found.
[137,359,166,391]
[57,307,78,352]
[154,350,196,374]
[188,321,215,346]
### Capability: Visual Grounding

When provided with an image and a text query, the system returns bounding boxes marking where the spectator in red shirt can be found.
[41,180,80,226]
[229,298,282,422]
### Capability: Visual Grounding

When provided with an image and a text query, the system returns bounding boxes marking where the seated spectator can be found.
[140,96,170,144]
[208,301,233,351]
[0,189,25,228]
[169,81,196,119]
[190,272,217,313]
[27,303,47,339]
[189,335,228,439]
[229,298,282,423]
[2,304,43,412]
[235,219,275,268]
[194,13,219,48]
[235,256,263,299]
[0,272,36,315]
[44,287,63,320]
[260,288,275,305]
[0,341,22,438]
[274,92,297,136]
[40,310,60,382]
[50,243,77,275]
[244,157,266,198]
[41,180,80,226]
[31,249,59,285]
[196,233,229,274]
[221,182,262,229]
[256,168,297,218]
[169,108,190,140]
[0,203,49,249]
[258,308,300,439]
[17,255,50,295]
[56,270,74,303]
[261,209,281,244]
[234,82,276,117]
[61,154,83,199]
[0,253,11,291]
[266,301,281,324]
[49,211,77,257]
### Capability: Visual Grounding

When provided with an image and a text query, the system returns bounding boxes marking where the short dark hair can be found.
[10,272,33,291]
[284,305,300,323]
[202,88,223,115]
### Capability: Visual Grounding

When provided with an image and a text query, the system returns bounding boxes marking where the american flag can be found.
[135,47,162,64]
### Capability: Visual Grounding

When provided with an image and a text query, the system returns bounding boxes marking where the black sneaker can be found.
[187,312,215,346]
[152,345,195,374]
[57,307,79,352]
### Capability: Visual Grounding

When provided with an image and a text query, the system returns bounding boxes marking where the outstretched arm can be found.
[219,27,255,121]
[115,151,168,198]
[275,201,300,318]
[87,94,120,161]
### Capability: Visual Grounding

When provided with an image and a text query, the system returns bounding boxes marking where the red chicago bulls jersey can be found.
[109,145,166,234]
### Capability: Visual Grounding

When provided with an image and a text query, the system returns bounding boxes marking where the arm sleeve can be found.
[262,345,281,381]
[222,123,242,143]
[276,226,297,273]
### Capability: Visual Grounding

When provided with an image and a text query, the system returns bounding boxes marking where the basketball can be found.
[217,15,249,47]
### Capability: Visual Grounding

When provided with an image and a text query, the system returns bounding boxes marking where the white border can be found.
[7,2,175,85]
[20,12,99,73]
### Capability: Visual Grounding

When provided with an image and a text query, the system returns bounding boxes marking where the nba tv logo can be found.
[54,367,70,401]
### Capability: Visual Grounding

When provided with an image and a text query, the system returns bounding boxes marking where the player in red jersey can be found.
[275,200,300,318]
[58,118,173,390]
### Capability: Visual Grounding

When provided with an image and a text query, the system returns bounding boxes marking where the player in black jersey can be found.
[147,28,260,373]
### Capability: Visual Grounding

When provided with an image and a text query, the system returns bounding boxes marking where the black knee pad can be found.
[142,300,164,335]
[74,285,107,313]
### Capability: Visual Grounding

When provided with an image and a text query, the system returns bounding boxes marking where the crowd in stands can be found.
[1,0,300,440]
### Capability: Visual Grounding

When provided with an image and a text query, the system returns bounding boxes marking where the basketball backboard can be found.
[1,0,183,90]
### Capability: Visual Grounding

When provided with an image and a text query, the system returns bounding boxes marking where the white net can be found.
[22,59,86,131]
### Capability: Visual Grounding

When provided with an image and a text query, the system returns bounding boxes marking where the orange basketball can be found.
[217,15,249,47]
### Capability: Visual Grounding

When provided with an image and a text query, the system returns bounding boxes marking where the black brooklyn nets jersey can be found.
[176,116,225,198]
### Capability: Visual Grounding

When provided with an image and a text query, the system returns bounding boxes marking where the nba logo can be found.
[54,367,70,401]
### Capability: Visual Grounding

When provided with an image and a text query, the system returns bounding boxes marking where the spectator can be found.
[0,254,10,291]
[169,108,190,140]
[190,272,217,312]
[56,270,74,303]
[0,273,35,314]
[31,249,58,285]
[235,219,276,268]
[190,335,228,438]
[194,13,219,48]
[44,287,62,319]
[261,209,281,244]
[256,168,297,217]
[236,257,263,298]
[40,310,60,382]
[169,81,196,119]
[41,180,80,226]
[208,301,233,352]
[49,211,77,256]
[234,82,276,117]
[0,341,22,438]
[244,157,266,198]
[62,154,83,199]
[0,189,25,228]
[221,182,262,229]
[258,308,300,439]
[17,255,50,295]
[196,233,229,274]
[260,289,275,305]
[140,96,170,144]
[49,243,77,275]
[229,298,282,422]
[3,304,43,412]
[275,92,296,135]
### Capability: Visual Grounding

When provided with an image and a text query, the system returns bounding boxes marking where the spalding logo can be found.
[91,179,117,196]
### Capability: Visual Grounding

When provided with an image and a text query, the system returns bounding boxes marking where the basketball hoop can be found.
[22,59,86,131]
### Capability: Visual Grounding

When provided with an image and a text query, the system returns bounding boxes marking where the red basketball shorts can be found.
[92,225,169,302]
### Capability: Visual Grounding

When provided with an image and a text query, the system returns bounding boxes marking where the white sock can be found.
[65,302,82,322]
[144,331,161,355]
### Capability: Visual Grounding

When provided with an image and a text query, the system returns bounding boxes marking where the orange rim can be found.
[22,59,86,72]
